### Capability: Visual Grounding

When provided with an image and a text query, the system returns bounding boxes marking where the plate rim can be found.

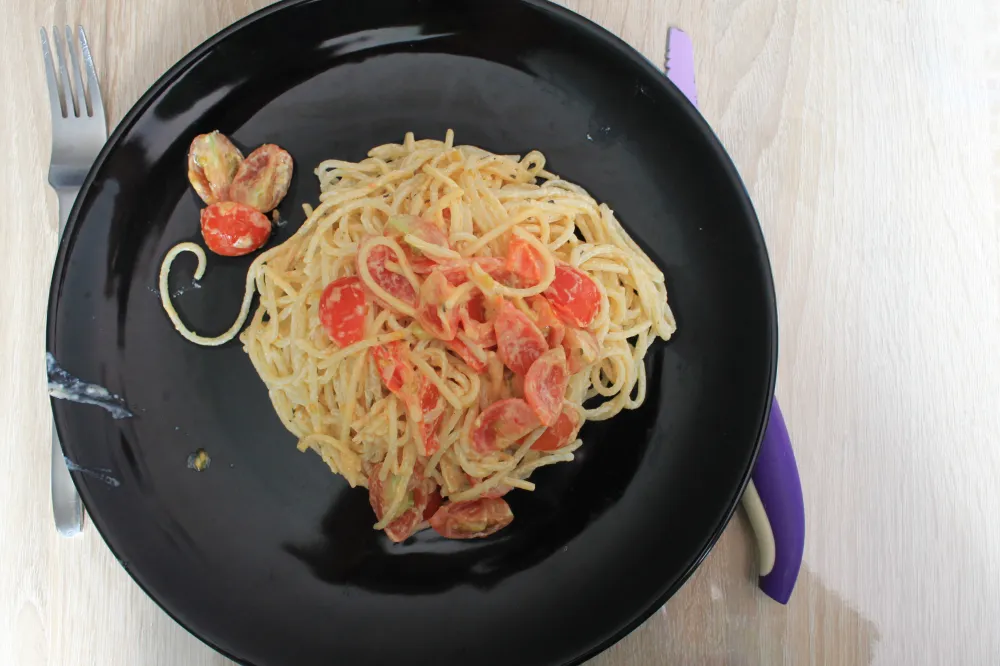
[46,1,778,664]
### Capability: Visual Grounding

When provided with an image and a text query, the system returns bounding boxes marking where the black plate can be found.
[47,1,776,664]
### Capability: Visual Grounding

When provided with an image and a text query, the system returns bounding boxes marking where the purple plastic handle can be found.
[666,28,805,603]
[751,400,805,602]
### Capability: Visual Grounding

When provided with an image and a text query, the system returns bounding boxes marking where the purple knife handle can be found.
[747,399,804,603]
[666,28,804,603]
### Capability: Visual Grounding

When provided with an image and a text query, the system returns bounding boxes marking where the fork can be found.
[41,26,108,536]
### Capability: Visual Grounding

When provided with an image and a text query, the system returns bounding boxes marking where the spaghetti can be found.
[160,131,676,541]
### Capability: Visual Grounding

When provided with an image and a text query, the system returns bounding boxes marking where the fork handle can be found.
[52,430,83,536]
[56,187,80,234]
[51,185,84,537]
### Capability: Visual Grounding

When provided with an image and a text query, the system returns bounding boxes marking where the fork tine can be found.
[40,28,65,119]
[65,26,89,117]
[78,27,105,127]
[51,27,78,117]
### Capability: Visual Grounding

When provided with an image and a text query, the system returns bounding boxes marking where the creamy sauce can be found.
[46,353,133,420]
[64,457,121,487]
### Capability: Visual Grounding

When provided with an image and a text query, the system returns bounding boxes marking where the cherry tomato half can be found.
[187,131,243,205]
[544,263,601,328]
[369,464,435,543]
[446,338,489,374]
[416,271,460,341]
[200,201,271,257]
[318,276,368,347]
[457,291,497,348]
[415,376,443,456]
[358,238,418,310]
[528,295,566,348]
[505,236,547,285]
[531,405,582,451]
[494,300,548,376]
[229,144,294,213]
[423,487,443,521]
[436,257,507,287]
[466,473,512,499]
[562,327,600,374]
[524,346,569,426]
[371,341,411,392]
[386,215,450,274]
[471,398,540,454]
[429,497,513,539]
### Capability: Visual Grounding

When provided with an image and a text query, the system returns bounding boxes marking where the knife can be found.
[665,27,805,604]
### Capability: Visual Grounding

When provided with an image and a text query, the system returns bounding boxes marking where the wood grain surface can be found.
[2,0,998,664]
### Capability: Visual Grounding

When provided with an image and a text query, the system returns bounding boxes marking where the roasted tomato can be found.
[318,276,368,347]
[471,398,541,454]
[200,201,271,256]
[229,144,294,213]
[187,131,243,204]
[523,347,569,426]
[494,300,548,376]
[429,497,513,539]
[544,263,601,328]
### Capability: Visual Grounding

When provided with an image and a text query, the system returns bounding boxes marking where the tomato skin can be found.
[358,238,418,309]
[494,301,548,376]
[471,398,541,454]
[318,277,368,347]
[200,201,271,256]
[187,131,243,204]
[531,405,582,451]
[523,347,569,426]
[562,327,600,373]
[544,264,601,328]
[429,497,513,539]
[228,144,294,213]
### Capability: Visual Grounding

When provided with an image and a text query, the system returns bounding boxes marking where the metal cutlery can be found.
[40,25,108,536]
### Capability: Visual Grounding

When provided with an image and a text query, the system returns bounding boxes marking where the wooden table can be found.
[3,0,998,664]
